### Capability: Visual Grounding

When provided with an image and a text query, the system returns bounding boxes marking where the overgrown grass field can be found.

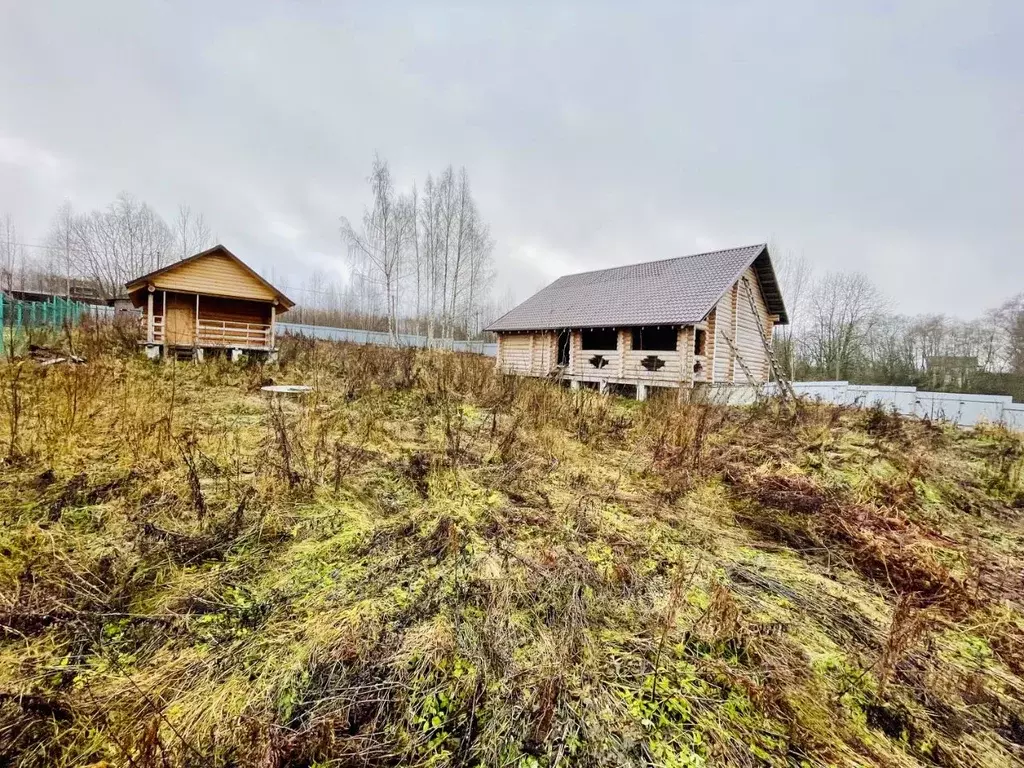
[1,334,1023,767]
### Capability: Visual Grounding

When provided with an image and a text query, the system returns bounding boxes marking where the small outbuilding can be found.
[125,245,294,361]
[485,244,788,399]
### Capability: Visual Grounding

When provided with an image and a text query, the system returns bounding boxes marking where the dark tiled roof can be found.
[486,244,788,332]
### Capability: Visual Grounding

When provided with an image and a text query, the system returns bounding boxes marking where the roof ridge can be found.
[554,243,767,281]
[485,242,787,332]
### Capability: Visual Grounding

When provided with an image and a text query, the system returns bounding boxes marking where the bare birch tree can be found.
[340,155,411,343]
[67,193,176,299]
[771,249,813,378]
[0,215,26,293]
[174,204,214,259]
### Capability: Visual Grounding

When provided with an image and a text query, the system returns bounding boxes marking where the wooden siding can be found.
[571,330,619,378]
[678,326,695,385]
[707,267,772,384]
[732,267,772,383]
[498,334,533,374]
[620,328,685,383]
[497,332,558,376]
[533,332,557,376]
[705,308,717,382]
[712,293,733,383]
[149,253,278,303]
[198,296,272,325]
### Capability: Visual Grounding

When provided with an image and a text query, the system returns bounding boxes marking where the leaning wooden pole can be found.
[741,276,798,406]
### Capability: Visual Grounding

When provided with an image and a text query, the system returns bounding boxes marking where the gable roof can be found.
[125,244,294,309]
[485,244,788,332]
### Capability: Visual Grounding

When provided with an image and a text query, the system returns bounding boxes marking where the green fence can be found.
[0,294,95,355]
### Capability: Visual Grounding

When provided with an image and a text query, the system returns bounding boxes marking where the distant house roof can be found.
[486,244,787,332]
[125,244,294,309]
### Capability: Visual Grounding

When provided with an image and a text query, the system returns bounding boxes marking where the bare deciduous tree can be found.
[992,293,1024,375]
[342,158,495,343]
[66,193,176,300]
[771,248,813,379]
[805,271,887,380]
[0,215,27,293]
[174,204,214,259]
[341,155,412,343]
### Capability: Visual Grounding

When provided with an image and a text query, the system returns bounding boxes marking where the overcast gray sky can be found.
[1,1,1021,316]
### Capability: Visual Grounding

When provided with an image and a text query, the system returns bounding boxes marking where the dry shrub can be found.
[876,594,935,697]
[727,472,967,608]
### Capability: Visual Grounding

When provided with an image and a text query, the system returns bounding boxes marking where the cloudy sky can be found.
[1,1,1021,317]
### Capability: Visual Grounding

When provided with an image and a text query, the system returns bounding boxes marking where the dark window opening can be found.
[694,328,707,356]
[626,325,675,350]
[557,329,570,366]
[631,326,677,351]
[581,328,618,350]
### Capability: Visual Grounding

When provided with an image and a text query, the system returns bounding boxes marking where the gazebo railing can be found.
[143,316,271,348]
[197,319,272,348]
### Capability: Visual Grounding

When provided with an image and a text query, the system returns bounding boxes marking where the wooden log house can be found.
[485,244,788,399]
[125,245,294,361]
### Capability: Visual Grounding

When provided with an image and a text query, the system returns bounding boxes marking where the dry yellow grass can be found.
[1,332,1023,767]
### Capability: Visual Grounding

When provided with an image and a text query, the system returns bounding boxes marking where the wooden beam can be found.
[162,291,167,356]
[146,290,154,343]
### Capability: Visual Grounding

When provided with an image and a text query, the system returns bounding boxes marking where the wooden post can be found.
[147,288,154,343]
[162,290,167,357]
[617,329,626,379]
[728,284,739,383]
[270,302,276,348]
[195,293,200,349]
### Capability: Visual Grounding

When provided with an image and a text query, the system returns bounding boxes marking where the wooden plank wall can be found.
[678,326,694,385]
[498,332,558,376]
[712,293,733,382]
[530,333,557,376]
[705,309,717,382]
[733,267,771,383]
[620,329,684,384]
[498,334,534,374]
[200,296,272,325]
[571,331,619,378]
[151,253,278,302]
[709,267,772,384]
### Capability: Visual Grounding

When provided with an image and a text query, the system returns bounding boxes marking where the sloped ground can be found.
[1,335,1022,767]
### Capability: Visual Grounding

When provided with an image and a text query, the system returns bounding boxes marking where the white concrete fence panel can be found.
[733,380,1022,430]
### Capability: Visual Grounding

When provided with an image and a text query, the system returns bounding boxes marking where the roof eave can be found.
[123,244,295,309]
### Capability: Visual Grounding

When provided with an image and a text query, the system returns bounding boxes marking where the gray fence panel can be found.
[1004,404,1024,431]
[277,322,497,357]
[779,380,1020,430]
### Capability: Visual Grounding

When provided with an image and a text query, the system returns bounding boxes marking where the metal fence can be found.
[726,380,1024,430]
[278,322,497,356]
[0,294,116,354]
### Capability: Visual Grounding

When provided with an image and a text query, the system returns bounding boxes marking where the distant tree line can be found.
[339,155,498,343]
[0,166,508,341]
[773,253,1024,400]
[0,196,213,301]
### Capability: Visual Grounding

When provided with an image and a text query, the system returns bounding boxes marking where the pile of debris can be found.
[26,344,86,366]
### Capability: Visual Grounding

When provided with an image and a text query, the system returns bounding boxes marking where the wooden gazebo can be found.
[125,245,294,361]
